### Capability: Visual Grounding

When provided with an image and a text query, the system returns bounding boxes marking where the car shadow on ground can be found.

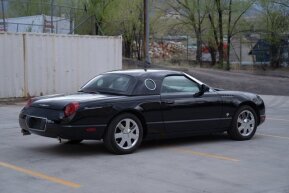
[140,133,231,151]
[24,133,232,157]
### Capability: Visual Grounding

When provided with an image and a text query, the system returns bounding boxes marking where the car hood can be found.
[31,93,126,110]
[217,90,257,98]
[216,90,263,103]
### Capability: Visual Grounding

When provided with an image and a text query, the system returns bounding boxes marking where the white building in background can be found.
[0,14,73,34]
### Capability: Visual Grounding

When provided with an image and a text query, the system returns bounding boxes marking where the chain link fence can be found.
[0,0,93,34]
[148,34,289,69]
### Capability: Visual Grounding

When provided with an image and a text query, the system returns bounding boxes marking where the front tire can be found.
[103,113,143,154]
[228,105,257,140]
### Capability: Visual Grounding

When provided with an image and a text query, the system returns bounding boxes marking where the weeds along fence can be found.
[0,32,122,99]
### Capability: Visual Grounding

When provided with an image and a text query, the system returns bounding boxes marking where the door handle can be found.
[163,100,175,104]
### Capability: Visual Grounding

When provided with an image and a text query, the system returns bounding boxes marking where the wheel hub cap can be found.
[237,110,255,137]
[114,118,139,150]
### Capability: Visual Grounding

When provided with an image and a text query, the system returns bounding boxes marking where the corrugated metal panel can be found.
[0,32,122,98]
[0,33,25,98]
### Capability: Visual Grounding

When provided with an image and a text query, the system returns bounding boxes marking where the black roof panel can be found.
[106,69,183,78]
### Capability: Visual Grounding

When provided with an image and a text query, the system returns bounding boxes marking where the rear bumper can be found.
[19,113,106,140]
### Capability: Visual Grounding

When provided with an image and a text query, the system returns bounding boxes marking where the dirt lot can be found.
[187,68,289,96]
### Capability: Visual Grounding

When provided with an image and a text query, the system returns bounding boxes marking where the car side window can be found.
[161,75,200,94]
[108,76,130,91]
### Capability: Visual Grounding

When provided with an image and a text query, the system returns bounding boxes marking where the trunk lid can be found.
[31,93,124,110]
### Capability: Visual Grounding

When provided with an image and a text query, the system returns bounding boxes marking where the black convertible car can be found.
[19,69,265,154]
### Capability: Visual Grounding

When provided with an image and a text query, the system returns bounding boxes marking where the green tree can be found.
[104,0,144,59]
[257,0,289,68]
[168,0,208,64]
[206,0,254,68]
[7,0,80,18]
[215,0,224,68]
[225,0,255,70]
[80,0,115,35]
[8,0,51,17]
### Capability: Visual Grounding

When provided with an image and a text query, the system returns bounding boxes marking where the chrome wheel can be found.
[237,110,255,137]
[114,118,140,150]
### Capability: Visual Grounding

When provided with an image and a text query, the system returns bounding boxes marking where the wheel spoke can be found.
[130,124,136,131]
[247,113,252,119]
[238,126,245,133]
[125,119,130,130]
[245,128,250,134]
[115,133,123,139]
[119,138,126,147]
[127,138,132,147]
[239,113,243,119]
[237,117,243,123]
[248,119,255,125]
[247,127,252,133]
[243,113,248,120]
[130,133,138,140]
[117,123,126,131]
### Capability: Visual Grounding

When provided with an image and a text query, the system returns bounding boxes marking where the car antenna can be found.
[144,61,150,72]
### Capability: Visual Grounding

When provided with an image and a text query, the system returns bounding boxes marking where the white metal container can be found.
[0,33,25,98]
[0,32,122,98]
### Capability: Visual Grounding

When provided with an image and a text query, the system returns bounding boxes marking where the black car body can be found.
[19,69,265,154]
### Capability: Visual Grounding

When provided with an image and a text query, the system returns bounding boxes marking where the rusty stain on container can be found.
[23,33,28,98]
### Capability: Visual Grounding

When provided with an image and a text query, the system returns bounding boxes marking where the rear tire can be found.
[103,113,143,154]
[228,105,257,140]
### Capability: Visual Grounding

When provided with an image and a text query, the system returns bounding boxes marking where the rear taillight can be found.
[64,102,80,117]
[25,98,33,108]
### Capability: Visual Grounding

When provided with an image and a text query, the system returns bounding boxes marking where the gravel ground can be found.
[187,68,289,96]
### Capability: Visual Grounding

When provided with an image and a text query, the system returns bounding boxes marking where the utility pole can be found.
[1,0,6,31]
[69,8,73,34]
[144,0,151,69]
[50,0,54,33]
[187,35,189,61]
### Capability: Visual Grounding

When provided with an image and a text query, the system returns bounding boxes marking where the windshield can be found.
[80,74,134,94]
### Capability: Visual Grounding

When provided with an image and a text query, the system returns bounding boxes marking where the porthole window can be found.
[145,79,156,90]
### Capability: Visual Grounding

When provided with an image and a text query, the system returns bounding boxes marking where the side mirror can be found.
[194,84,210,97]
[201,84,210,93]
